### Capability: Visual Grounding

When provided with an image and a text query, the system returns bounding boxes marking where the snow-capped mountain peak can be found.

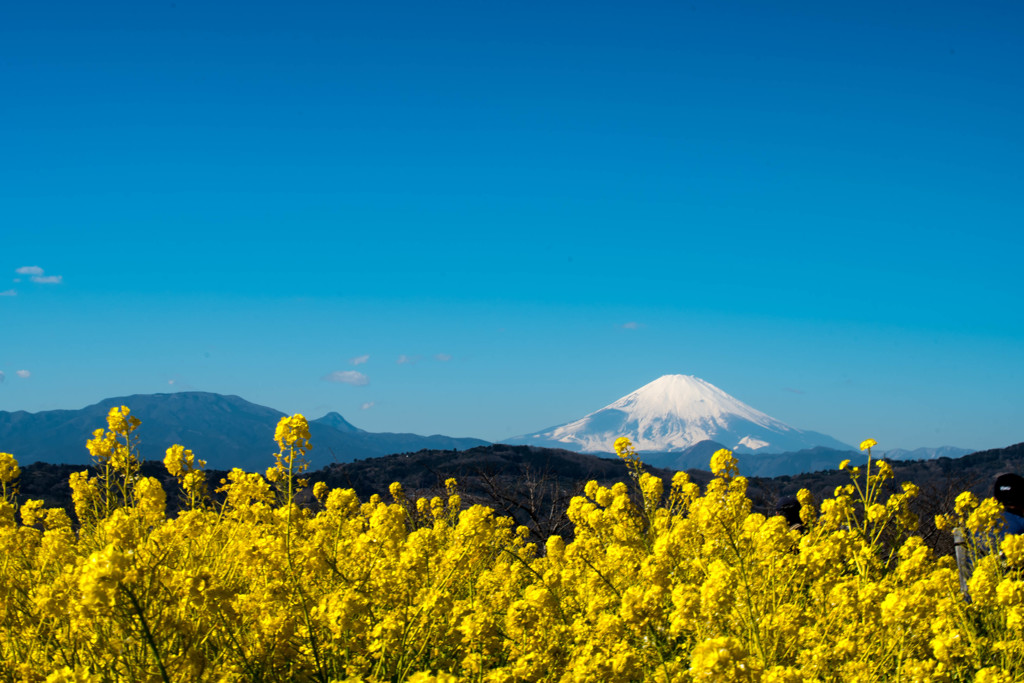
[506,374,853,455]
[605,374,788,429]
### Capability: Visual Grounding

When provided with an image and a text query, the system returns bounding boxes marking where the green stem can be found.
[283,444,326,682]
[123,586,171,683]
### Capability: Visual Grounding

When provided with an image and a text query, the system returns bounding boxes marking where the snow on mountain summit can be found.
[604,375,789,432]
[507,374,853,455]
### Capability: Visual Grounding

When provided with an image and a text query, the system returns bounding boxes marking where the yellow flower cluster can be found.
[0,451,20,501]
[164,444,208,510]
[0,424,1022,681]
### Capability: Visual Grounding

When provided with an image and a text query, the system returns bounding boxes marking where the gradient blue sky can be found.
[2,0,1022,451]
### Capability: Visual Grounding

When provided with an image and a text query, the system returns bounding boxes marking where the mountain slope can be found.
[0,392,488,470]
[506,375,854,455]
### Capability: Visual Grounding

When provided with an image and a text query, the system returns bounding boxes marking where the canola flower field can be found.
[1,408,1022,682]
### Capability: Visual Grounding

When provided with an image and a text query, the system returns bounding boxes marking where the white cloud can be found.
[435,353,452,362]
[168,379,176,385]
[360,401,375,410]
[14,267,62,284]
[15,370,30,378]
[350,354,370,366]
[322,370,369,386]
[0,371,5,383]
[396,354,417,365]
[0,290,15,297]
[622,321,643,330]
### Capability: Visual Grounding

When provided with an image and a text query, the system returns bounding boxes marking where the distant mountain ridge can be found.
[313,412,364,434]
[637,441,978,477]
[507,375,854,455]
[882,446,974,461]
[637,440,861,477]
[0,392,489,470]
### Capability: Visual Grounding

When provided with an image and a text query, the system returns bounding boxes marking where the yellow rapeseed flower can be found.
[3,417,1020,680]
[0,452,20,484]
[274,413,311,450]
[709,448,738,477]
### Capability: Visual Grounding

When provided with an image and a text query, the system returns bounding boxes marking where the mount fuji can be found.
[506,375,854,455]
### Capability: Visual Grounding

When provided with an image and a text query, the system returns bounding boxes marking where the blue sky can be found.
[2,0,1022,451]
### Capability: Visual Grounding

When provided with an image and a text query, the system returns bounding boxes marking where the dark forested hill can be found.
[0,392,488,470]
[13,444,687,541]
[13,441,1023,554]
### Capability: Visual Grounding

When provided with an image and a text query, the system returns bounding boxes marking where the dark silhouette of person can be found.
[994,473,1024,537]
[775,496,803,531]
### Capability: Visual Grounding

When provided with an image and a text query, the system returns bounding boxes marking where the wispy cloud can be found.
[14,266,62,285]
[15,370,30,379]
[350,354,370,366]
[396,354,419,365]
[0,371,5,383]
[621,321,643,330]
[0,290,15,297]
[435,353,452,362]
[360,401,375,410]
[322,370,369,386]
